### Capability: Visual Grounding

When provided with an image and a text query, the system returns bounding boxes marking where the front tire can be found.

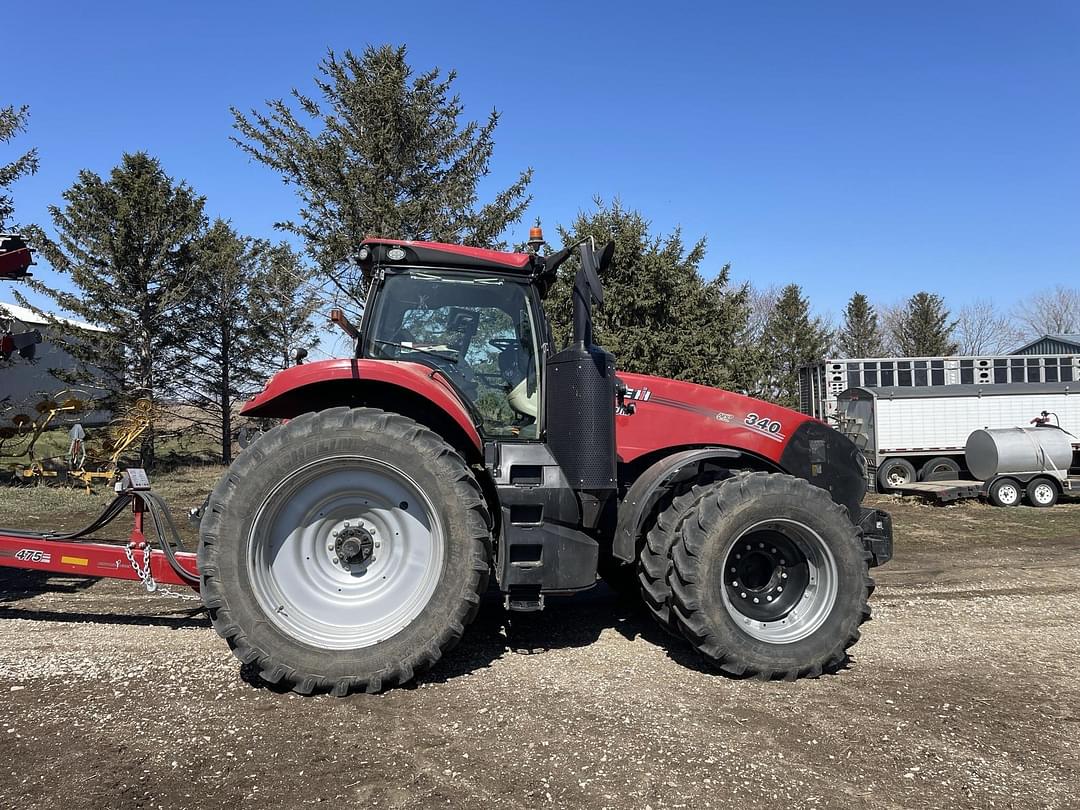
[669,473,873,680]
[987,477,1022,508]
[198,407,491,695]
[638,470,731,633]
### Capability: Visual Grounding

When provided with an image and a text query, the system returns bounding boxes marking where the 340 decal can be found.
[744,412,784,439]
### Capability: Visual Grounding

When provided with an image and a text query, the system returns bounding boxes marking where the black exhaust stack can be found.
[544,241,618,502]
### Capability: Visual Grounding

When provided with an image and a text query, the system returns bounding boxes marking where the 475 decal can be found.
[744,412,785,442]
[14,549,51,563]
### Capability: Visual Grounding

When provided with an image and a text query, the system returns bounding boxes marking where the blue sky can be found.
[6,1,1078,323]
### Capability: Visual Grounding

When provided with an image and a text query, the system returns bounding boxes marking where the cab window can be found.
[364,272,541,439]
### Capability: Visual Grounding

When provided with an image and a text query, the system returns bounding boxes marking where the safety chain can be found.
[124,542,203,602]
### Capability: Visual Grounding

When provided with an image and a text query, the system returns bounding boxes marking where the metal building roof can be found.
[1011,334,1080,355]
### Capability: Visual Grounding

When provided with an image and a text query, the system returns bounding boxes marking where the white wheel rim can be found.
[1033,483,1055,505]
[998,483,1019,505]
[248,455,445,650]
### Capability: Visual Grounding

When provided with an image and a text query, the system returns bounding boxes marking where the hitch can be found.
[0,468,201,591]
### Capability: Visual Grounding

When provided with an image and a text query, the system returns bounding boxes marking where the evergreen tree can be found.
[0,104,39,228]
[249,241,323,373]
[837,292,884,357]
[22,152,205,466]
[545,200,761,393]
[761,284,833,408]
[231,44,532,304]
[895,291,957,356]
[174,220,261,464]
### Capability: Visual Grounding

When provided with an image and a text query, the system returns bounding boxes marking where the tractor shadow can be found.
[239,579,723,696]
[417,580,725,687]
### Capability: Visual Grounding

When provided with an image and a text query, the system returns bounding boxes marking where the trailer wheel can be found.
[1025,477,1059,508]
[877,458,916,492]
[637,470,731,633]
[919,456,961,482]
[987,477,1021,507]
[198,407,491,695]
[669,473,873,680]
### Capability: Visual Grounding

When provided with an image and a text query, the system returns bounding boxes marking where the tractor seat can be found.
[507,377,538,419]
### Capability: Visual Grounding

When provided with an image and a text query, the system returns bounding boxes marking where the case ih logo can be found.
[14,549,51,563]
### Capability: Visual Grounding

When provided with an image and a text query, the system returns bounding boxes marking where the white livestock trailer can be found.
[834,383,1080,492]
[799,354,1080,422]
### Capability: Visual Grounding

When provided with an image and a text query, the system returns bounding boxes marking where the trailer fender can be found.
[240,358,483,460]
[612,448,743,564]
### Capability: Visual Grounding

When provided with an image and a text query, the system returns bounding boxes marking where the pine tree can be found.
[174,220,261,464]
[544,200,761,393]
[21,152,205,466]
[249,241,323,373]
[0,104,39,228]
[231,44,532,304]
[762,284,833,408]
[895,291,957,356]
[837,292,884,357]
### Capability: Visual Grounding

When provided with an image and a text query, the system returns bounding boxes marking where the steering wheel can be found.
[489,338,520,351]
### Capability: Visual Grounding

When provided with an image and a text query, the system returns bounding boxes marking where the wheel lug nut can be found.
[781,572,788,579]
[752,597,760,603]
[740,592,747,598]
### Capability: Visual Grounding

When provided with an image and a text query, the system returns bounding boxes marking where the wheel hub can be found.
[334,524,375,566]
[724,531,809,623]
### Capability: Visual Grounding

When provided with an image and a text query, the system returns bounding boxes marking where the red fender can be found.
[241,359,483,454]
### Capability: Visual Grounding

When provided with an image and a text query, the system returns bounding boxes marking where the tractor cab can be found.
[353,234,619,608]
[359,257,545,438]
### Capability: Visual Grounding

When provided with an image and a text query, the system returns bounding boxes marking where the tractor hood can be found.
[615,372,867,514]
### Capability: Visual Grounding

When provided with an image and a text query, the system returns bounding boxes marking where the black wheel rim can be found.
[720,519,838,644]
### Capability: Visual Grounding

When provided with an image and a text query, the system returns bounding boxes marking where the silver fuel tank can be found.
[965,426,1074,480]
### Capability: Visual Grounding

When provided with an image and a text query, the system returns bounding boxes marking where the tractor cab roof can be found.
[358,238,537,275]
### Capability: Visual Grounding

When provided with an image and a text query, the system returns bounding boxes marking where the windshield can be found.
[364,272,541,439]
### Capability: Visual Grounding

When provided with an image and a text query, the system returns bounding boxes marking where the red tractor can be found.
[196,234,892,695]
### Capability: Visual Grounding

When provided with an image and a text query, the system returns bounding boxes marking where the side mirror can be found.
[597,241,615,275]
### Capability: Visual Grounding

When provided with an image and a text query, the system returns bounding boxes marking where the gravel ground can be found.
[0,474,1077,809]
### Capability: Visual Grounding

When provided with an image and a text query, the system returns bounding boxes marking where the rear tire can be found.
[987,477,1022,508]
[198,407,491,695]
[1026,477,1059,508]
[877,458,916,492]
[669,473,873,680]
[919,456,961,482]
